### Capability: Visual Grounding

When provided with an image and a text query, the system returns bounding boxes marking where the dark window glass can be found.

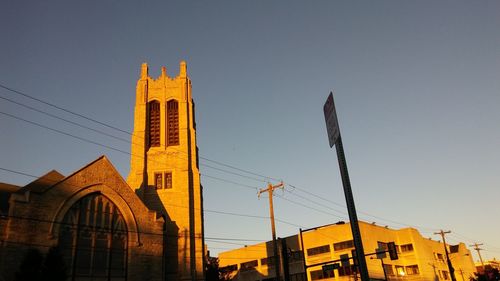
[59,194,127,280]
[155,173,163,189]
[310,269,334,280]
[261,256,275,267]
[338,265,355,277]
[240,260,258,271]
[167,100,179,146]
[165,172,173,189]
[307,245,330,256]
[333,240,354,251]
[384,264,395,276]
[400,243,414,252]
[220,264,237,273]
[148,101,161,147]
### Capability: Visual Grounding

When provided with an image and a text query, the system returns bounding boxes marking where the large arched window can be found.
[58,193,128,281]
[167,100,179,146]
[148,100,161,147]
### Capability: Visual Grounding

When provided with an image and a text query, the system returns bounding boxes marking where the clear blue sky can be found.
[1,1,499,261]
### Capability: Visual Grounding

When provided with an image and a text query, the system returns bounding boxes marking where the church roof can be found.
[17,170,65,194]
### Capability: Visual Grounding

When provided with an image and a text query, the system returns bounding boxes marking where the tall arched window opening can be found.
[148,100,161,147]
[58,193,128,281]
[167,100,179,146]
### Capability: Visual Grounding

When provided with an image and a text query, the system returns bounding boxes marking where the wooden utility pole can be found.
[435,230,457,281]
[470,243,485,271]
[258,182,284,281]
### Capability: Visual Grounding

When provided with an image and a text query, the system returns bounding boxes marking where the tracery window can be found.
[167,100,179,146]
[58,193,127,281]
[148,100,161,147]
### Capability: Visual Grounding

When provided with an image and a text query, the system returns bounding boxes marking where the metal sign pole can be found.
[323,92,370,281]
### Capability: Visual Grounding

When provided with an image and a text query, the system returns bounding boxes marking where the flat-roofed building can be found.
[219,221,476,281]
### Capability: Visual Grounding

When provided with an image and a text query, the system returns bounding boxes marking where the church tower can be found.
[127,62,205,281]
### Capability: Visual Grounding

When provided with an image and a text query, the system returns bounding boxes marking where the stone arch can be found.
[56,192,128,280]
[49,184,141,246]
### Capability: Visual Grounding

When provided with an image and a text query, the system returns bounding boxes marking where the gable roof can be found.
[17,170,65,194]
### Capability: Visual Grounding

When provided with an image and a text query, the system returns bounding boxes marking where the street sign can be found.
[323,92,340,148]
[323,91,370,281]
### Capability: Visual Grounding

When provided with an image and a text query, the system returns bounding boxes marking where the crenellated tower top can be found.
[127,61,204,281]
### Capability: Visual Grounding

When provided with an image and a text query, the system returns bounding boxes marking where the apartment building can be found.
[218,221,476,281]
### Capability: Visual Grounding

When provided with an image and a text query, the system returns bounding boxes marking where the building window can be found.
[338,265,355,277]
[333,240,354,251]
[400,243,414,252]
[261,256,276,267]
[310,269,334,280]
[148,100,160,147]
[165,172,173,189]
[220,264,237,273]
[383,264,395,276]
[307,245,330,256]
[395,266,405,276]
[377,241,389,250]
[436,253,445,262]
[58,194,127,281]
[441,270,450,280]
[167,100,179,146]
[240,260,258,271]
[155,173,163,189]
[406,265,419,275]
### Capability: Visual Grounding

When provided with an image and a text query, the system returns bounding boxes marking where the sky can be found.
[1,1,499,262]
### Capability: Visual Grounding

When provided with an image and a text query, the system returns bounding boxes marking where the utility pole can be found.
[259,182,284,281]
[470,243,485,272]
[435,230,457,281]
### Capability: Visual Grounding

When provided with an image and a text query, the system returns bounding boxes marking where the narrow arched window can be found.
[148,101,161,147]
[58,194,128,281]
[167,100,179,146]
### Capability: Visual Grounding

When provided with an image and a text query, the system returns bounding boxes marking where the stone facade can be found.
[0,156,165,281]
[127,62,205,281]
[0,62,205,281]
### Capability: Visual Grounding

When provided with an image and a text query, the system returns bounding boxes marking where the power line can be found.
[0,82,278,184]
[0,166,301,231]
[0,83,481,245]
[0,83,130,135]
[0,94,131,144]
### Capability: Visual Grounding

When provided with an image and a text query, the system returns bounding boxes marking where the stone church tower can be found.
[127,62,205,281]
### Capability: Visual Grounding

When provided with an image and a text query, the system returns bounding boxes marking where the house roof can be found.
[17,170,65,194]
